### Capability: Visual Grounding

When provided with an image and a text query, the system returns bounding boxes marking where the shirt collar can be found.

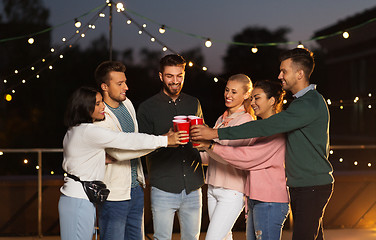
[158,90,183,103]
[293,84,316,98]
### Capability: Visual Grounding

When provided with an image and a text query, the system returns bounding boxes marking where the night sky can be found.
[43,0,376,73]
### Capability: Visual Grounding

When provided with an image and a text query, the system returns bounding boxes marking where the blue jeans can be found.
[99,185,144,240]
[151,187,202,240]
[58,194,96,240]
[246,199,289,240]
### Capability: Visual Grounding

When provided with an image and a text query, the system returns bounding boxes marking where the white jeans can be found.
[205,185,245,240]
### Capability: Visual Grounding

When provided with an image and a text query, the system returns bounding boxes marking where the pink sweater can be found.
[201,109,254,194]
[210,133,289,203]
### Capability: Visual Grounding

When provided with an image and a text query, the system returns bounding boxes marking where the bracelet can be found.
[208,140,215,150]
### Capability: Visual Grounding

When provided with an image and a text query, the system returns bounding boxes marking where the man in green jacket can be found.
[191,48,334,240]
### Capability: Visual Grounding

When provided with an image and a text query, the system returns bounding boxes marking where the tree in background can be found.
[223,26,290,81]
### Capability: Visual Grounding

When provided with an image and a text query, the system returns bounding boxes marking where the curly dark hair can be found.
[254,80,286,113]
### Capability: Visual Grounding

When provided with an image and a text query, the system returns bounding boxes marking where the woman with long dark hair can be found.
[59,86,186,240]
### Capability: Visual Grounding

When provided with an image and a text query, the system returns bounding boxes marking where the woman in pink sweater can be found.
[200,74,254,240]
[197,80,289,240]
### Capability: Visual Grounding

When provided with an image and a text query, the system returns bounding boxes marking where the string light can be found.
[99,13,105,17]
[354,161,358,166]
[36,75,40,78]
[354,97,359,103]
[49,65,53,70]
[81,33,85,38]
[3,80,7,83]
[340,106,344,109]
[329,150,334,154]
[205,39,212,48]
[62,37,66,42]
[28,38,34,44]
[251,46,258,53]
[138,30,142,35]
[50,48,55,52]
[142,24,147,28]
[127,20,131,24]
[51,171,55,175]
[159,25,166,34]
[59,54,64,58]
[0,151,3,155]
[283,99,288,104]
[23,159,28,164]
[74,18,81,28]
[369,93,372,97]
[14,70,18,74]
[297,41,304,48]
[368,105,372,109]
[116,2,125,12]
[342,31,350,39]
[368,163,372,167]
[202,66,208,71]
[339,158,343,162]
[327,99,332,105]
[162,46,167,51]
[214,77,219,83]
[36,166,40,170]
[188,61,194,67]
[31,67,35,70]
[150,37,155,42]
[22,79,26,83]
[5,94,12,101]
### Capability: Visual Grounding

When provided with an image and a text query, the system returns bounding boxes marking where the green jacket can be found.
[218,89,334,187]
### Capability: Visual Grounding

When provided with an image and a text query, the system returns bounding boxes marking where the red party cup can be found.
[189,117,203,146]
[173,120,190,143]
[189,117,203,126]
[174,115,188,121]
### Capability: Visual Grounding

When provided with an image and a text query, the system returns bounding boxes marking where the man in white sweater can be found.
[94,61,151,240]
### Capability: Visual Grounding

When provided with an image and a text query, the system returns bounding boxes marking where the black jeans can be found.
[289,183,333,240]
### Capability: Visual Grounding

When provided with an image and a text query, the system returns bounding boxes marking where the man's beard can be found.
[163,82,181,97]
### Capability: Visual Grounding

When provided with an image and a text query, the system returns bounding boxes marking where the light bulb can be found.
[342,31,349,39]
[251,46,258,53]
[202,66,207,71]
[162,46,167,52]
[116,3,124,11]
[205,39,212,48]
[5,94,12,101]
[159,25,166,34]
[188,61,193,67]
[297,42,304,48]
[214,77,219,83]
[74,19,81,28]
[28,38,34,44]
